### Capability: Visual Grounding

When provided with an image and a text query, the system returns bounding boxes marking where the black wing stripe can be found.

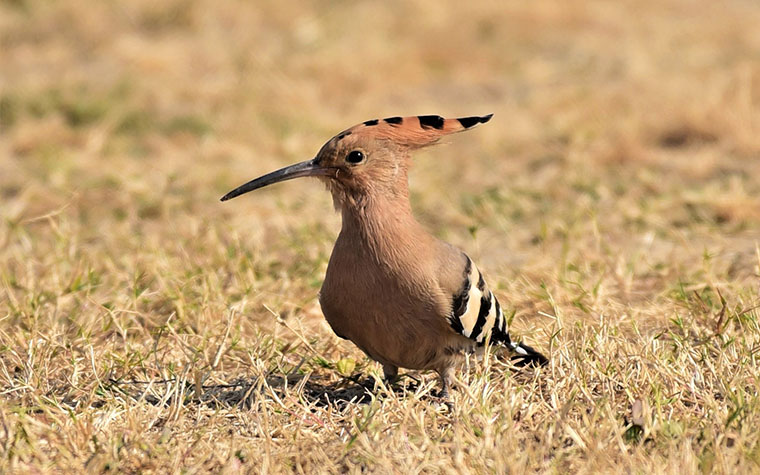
[477,270,486,292]
[494,297,504,334]
[449,256,472,332]
[470,291,492,343]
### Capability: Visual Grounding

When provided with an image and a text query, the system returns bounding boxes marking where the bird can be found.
[221,114,548,396]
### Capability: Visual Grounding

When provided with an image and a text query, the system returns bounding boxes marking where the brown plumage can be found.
[221,114,547,395]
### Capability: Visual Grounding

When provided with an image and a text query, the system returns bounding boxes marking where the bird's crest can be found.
[335,114,493,149]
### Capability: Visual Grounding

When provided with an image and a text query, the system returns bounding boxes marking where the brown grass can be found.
[2,0,760,472]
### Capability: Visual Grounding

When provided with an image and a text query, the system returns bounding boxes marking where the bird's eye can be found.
[346,150,365,164]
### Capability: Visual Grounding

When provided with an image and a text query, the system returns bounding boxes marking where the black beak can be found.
[220,158,329,201]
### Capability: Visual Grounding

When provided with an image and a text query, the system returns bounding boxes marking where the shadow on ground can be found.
[105,372,428,410]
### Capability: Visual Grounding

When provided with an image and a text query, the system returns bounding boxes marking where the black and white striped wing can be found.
[447,255,548,365]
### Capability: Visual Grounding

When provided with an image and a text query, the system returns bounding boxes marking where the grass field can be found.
[2,0,760,472]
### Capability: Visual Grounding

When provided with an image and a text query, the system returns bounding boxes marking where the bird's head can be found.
[220,114,493,208]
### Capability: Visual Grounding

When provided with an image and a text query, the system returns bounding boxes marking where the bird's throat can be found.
[337,193,433,270]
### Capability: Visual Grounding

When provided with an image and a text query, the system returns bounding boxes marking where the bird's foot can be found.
[436,366,456,399]
[382,363,399,387]
[433,389,454,412]
[382,363,398,380]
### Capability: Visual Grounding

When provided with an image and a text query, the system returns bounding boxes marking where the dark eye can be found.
[346,150,365,164]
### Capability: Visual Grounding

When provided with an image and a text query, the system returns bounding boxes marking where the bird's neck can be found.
[338,191,434,266]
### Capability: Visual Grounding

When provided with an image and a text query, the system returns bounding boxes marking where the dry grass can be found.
[2,0,760,472]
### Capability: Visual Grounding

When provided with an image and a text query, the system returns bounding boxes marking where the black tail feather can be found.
[491,328,548,367]
[510,342,549,367]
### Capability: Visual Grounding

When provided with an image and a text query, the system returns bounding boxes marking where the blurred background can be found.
[2,0,759,336]
[2,0,760,471]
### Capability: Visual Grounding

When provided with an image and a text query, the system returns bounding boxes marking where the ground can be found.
[1,0,760,472]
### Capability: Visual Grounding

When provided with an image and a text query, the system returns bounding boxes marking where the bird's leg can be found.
[437,366,456,398]
[382,364,399,384]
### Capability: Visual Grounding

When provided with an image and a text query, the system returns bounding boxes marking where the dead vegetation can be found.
[1,0,760,472]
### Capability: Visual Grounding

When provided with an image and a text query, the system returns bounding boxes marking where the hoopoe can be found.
[222,114,548,395]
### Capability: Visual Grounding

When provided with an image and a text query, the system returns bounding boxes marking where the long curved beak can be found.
[220,158,329,201]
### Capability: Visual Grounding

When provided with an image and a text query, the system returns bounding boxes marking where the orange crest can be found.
[336,114,493,149]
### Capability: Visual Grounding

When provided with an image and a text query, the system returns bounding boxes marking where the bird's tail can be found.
[488,299,548,366]
[508,341,549,367]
